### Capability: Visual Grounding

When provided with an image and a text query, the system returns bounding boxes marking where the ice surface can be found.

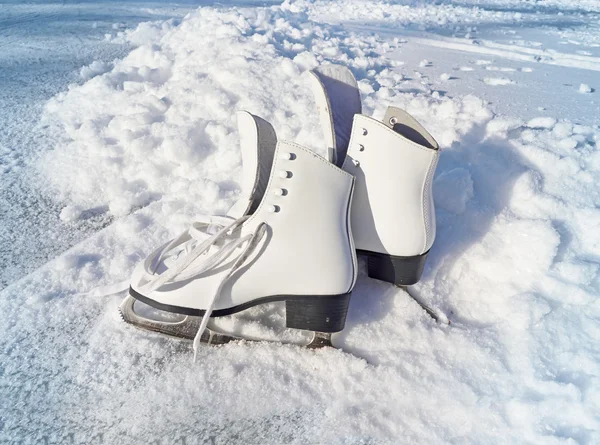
[0,0,206,288]
[1,0,600,444]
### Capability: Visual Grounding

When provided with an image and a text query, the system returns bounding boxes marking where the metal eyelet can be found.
[358,144,365,152]
[389,117,398,125]
[362,128,368,136]
[280,152,296,160]
[268,205,280,213]
[352,159,360,167]
[274,188,287,196]
[279,170,292,179]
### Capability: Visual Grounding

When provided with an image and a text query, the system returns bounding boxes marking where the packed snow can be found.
[1,0,600,444]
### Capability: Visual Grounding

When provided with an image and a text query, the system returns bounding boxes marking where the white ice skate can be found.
[309,65,442,320]
[119,111,357,359]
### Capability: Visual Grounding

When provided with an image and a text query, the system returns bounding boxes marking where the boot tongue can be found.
[227,111,277,218]
[309,65,361,167]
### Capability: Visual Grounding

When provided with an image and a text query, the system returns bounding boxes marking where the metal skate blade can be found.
[118,295,200,340]
[399,286,450,325]
[305,332,334,349]
[118,295,354,354]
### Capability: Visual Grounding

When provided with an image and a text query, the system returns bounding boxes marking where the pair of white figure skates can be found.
[120,65,440,360]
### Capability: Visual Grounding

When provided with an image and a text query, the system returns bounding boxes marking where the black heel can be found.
[361,250,429,286]
[285,293,351,332]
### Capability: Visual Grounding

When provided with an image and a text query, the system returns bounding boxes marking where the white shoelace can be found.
[137,215,267,362]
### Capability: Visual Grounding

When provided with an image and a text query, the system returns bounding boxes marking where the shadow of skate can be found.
[420,123,531,321]
[337,117,533,364]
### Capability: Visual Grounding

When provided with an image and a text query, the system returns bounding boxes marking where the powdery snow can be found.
[2,0,600,444]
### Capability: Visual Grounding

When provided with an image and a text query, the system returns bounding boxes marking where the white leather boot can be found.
[124,112,357,358]
[310,65,439,286]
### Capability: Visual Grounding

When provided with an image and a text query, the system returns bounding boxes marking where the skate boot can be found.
[124,111,357,359]
[310,65,439,287]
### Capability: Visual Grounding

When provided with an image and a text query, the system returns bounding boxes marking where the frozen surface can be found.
[0,0,202,288]
[1,0,600,444]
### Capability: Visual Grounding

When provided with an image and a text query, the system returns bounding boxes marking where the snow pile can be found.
[283,0,526,27]
[2,0,600,443]
[39,7,405,218]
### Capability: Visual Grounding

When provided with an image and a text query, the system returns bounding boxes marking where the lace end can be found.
[192,331,200,363]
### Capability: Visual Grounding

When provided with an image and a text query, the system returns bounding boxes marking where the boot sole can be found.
[358,249,429,286]
[129,287,351,333]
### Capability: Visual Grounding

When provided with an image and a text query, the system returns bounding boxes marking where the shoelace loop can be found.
[138,215,267,362]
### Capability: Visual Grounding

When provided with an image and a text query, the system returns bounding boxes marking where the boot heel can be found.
[285,293,351,332]
[363,250,429,286]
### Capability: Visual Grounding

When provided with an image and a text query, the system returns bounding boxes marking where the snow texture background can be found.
[1,0,599,444]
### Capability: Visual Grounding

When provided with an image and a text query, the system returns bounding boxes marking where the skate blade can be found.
[399,286,450,325]
[118,295,340,351]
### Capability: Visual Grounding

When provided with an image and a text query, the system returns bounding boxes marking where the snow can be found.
[579,83,594,93]
[0,0,210,288]
[433,168,474,214]
[2,0,600,444]
[527,117,558,129]
[80,60,114,81]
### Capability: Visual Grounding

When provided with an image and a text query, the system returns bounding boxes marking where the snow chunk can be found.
[80,60,113,80]
[59,205,84,222]
[557,137,578,150]
[552,122,573,138]
[527,117,557,129]
[112,19,177,46]
[293,51,318,71]
[483,77,515,86]
[439,73,451,81]
[579,83,593,93]
[486,117,522,136]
